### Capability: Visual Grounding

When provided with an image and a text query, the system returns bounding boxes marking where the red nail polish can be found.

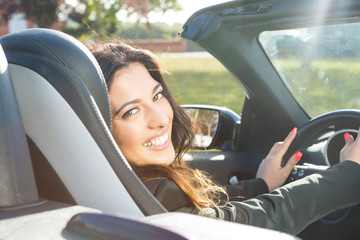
[344,133,351,141]
[290,127,297,134]
[295,152,303,161]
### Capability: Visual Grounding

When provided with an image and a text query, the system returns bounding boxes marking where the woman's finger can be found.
[283,151,302,174]
[277,127,297,156]
[344,132,353,143]
[266,142,283,157]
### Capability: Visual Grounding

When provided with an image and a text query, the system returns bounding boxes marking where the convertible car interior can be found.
[0,28,298,239]
[1,0,360,239]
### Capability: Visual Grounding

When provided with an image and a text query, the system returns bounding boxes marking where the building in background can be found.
[0,0,60,37]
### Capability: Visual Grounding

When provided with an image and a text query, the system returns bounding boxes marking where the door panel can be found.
[186,151,264,185]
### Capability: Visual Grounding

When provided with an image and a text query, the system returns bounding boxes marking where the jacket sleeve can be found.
[213,160,360,235]
[144,178,197,213]
[145,161,360,235]
[144,178,268,212]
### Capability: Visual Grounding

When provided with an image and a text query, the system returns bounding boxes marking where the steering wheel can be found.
[283,109,360,237]
[284,109,360,167]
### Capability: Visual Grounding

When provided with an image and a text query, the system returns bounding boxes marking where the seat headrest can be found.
[0,28,111,128]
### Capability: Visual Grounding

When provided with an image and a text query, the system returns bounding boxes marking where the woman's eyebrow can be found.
[113,83,162,117]
[114,99,141,117]
[153,83,161,93]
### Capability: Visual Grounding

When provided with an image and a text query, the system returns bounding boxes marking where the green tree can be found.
[22,0,60,28]
[64,0,182,40]
[62,0,122,40]
[123,0,181,40]
[0,0,72,28]
[22,0,91,29]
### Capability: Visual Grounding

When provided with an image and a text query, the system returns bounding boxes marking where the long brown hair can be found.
[88,40,227,210]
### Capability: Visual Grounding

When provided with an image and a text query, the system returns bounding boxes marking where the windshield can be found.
[259,22,360,117]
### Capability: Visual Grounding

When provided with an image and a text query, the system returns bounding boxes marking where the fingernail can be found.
[295,152,303,161]
[290,127,298,134]
[344,133,351,141]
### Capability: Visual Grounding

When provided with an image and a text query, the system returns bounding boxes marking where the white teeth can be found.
[144,132,168,147]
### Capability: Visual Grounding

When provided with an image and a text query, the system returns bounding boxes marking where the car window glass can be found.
[259,22,360,117]
[158,52,245,116]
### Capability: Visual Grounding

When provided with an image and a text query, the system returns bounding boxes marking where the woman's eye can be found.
[122,108,139,119]
[154,92,164,101]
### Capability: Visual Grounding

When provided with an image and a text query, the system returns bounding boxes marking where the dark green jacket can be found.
[145,161,360,235]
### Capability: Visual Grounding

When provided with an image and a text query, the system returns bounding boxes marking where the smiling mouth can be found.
[144,132,169,147]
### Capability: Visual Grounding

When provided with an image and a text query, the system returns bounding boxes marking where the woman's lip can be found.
[147,134,171,150]
[144,127,171,150]
[145,127,169,143]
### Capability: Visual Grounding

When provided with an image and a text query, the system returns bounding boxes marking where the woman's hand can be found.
[340,127,360,165]
[256,128,302,192]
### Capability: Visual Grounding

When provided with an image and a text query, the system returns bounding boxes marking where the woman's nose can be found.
[146,104,169,129]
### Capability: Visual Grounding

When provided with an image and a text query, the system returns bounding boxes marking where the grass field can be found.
[157,54,246,115]
[273,59,360,117]
[157,55,360,118]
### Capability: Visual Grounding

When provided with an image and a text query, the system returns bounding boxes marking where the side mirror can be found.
[182,105,241,150]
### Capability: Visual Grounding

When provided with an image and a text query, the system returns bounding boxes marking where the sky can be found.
[150,0,228,25]
[118,0,228,25]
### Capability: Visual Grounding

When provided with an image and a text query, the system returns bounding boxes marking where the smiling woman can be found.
[109,62,176,166]
[4,1,360,238]
[87,38,360,236]
[88,39,230,212]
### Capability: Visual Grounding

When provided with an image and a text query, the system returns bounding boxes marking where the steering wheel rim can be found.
[284,109,360,165]
[283,109,360,236]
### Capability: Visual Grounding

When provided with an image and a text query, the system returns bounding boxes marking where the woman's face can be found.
[109,62,175,166]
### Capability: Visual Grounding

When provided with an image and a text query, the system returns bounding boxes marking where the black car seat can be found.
[0,28,166,216]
